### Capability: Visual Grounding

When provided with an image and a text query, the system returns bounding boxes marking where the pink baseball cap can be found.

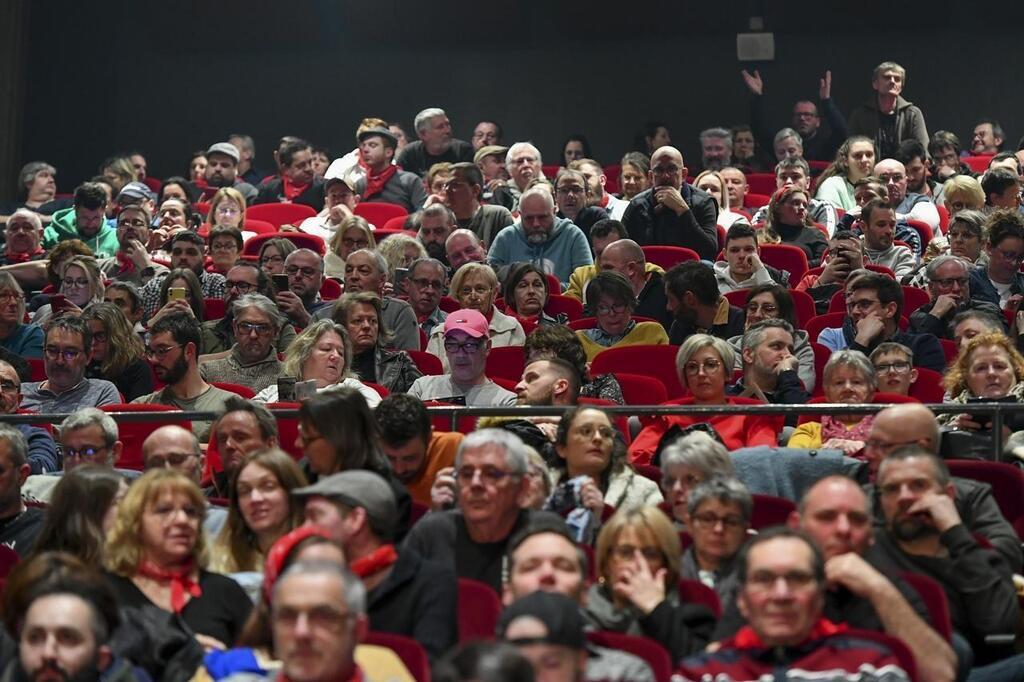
[443,309,490,338]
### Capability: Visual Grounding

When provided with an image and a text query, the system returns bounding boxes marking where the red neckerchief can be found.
[349,544,398,579]
[115,250,136,274]
[362,165,397,200]
[599,193,610,209]
[506,306,540,328]
[732,617,847,649]
[281,666,363,682]
[137,560,202,614]
[4,247,45,264]
[282,176,310,201]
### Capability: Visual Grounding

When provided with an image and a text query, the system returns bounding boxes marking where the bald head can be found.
[793,475,873,559]
[599,239,647,289]
[866,404,939,478]
[873,159,908,205]
[649,146,687,190]
[142,425,204,483]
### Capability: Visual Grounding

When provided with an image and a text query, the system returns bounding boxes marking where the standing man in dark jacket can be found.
[621,146,719,261]
[847,61,929,159]
[294,470,457,661]
[742,69,848,162]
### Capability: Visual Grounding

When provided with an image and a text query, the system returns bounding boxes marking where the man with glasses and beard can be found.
[417,204,456,267]
[200,261,295,355]
[132,312,235,442]
[405,258,449,337]
[199,294,285,395]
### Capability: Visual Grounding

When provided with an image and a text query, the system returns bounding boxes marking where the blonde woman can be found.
[32,256,105,327]
[325,215,376,278]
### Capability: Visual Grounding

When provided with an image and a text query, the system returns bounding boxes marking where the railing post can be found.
[992,404,1004,462]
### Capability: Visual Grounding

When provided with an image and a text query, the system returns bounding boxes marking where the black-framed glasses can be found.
[875,361,911,375]
[226,280,255,293]
[444,339,482,354]
[236,321,272,336]
[691,512,746,529]
[44,346,83,362]
[285,265,319,278]
[410,277,444,291]
[145,344,183,360]
[64,445,109,462]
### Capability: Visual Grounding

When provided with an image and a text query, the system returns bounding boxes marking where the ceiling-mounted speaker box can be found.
[737,32,775,62]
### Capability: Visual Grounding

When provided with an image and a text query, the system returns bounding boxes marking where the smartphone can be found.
[393,267,410,295]
[272,274,290,294]
[277,377,297,402]
[295,379,317,401]
[51,294,67,312]
[169,287,187,302]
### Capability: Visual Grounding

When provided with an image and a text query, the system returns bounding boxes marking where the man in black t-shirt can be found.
[0,424,43,556]
[397,107,475,178]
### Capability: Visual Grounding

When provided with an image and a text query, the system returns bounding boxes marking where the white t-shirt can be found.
[989,278,1013,308]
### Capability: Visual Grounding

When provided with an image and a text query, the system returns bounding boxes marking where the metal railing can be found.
[5,400,1022,462]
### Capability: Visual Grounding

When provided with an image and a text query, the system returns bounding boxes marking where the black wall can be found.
[13,0,1023,196]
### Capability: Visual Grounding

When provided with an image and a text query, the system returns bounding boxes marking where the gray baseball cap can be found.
[206,142,241,163]
[292,470,398,539]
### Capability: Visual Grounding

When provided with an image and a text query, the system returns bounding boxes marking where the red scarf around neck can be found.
[115,250,136,273]
[362,165,397,200]
[137,560,202,614]
[5,247,44,264]
[282,176,310,201]
[349,544,398,579]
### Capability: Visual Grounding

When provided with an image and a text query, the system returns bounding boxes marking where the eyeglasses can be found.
[211,242,238,252]
[410,277,444,291]
[146,452,196,468]
[456,466,515,486]
[0,380,17,393]
[44,346,83,362]
[651,165,682,176]
[285,266,319,278]
[556,186,586,195]
[63,445,109,462]
[91,331,109,344]
[226,280,255,293]
[846,298,880,313]
[459,285,492,298]
[444,339,482,354]
[117,219,147,228]
[683,359,722,375]
[260,255,284,265]
[62,278,90,289]
[236,321,273,336]
[611,545,663,562]
[215,206,240,215]
[875,361,911,374]
[746,302,779,315]
[691,512,746,530]
[0,292,18,302]
[297,426,325,448]
[341,238,369,249]
[745,570,816,592]
[930,277,968,288]
[145,344,182,360]
[596,303,627,315]
[148,503,202,521]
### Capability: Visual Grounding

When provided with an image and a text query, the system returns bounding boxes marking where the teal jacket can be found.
[43,207,119,258]
[486,216,593,286]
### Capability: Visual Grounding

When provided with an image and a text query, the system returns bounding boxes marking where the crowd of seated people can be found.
[0,64,1022,681]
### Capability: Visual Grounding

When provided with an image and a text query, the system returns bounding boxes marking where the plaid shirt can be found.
[140,270,226,318]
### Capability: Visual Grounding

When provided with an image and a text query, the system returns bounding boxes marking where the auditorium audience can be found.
[787,350,878,456]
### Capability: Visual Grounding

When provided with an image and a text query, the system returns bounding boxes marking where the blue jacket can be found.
[969,263,1024,308]
[487,216,593,286]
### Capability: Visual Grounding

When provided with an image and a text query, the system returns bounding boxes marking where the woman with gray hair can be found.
[629,334,781,464]
[12,161,57,211]
[576,270,668,362]
[788,349,877,457]
[252,320,381,406]
[680,477,751,600]
[660,432,734,528]
[331,291,421,393]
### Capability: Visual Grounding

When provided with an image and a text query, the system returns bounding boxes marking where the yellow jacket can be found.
[577,321,669,362]
[564,262,665,303]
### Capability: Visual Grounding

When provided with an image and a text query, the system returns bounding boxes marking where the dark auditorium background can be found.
[1,0,1020,197]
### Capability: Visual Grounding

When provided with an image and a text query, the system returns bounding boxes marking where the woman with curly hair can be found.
[759,185,828,267]
[938,331,1024,443]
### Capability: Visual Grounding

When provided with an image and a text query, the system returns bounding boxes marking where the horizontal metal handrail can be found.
[3,401,1019,461]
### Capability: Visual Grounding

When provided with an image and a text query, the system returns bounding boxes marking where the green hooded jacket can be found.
[43,207,120,258]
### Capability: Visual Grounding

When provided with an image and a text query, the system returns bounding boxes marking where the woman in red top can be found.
[628,334,781,465]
